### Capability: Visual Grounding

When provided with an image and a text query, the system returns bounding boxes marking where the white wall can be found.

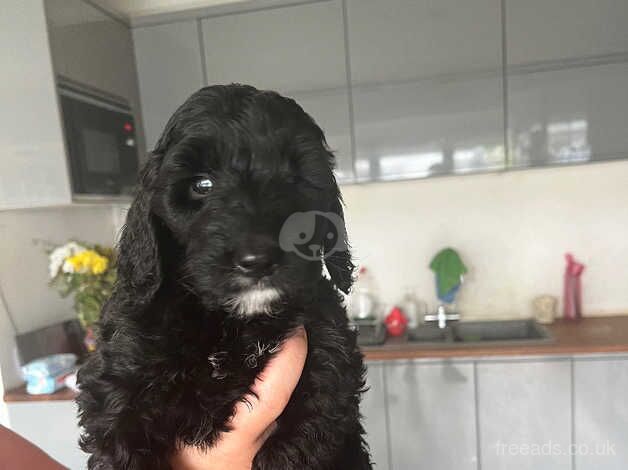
[0,294,12,425]
[342,160,628,319]
[0,205,118,389]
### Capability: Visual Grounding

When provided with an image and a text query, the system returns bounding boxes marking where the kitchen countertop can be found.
[5,316,628,403]
[363,316,628,361]
[3,385,77,403]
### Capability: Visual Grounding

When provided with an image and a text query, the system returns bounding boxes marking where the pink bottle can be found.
[563,253,585,321]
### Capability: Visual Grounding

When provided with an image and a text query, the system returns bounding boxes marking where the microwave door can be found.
[61,93,138,196]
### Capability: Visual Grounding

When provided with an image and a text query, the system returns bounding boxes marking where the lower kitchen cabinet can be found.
[7,400,87,470]
[362,363,390,470]
[476,359,572,470]
[574,356,628,470]
[385,360,478,470]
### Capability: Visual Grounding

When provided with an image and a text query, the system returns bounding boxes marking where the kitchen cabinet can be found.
[506,0,628,66]
[346,0,505,182]
[7,401,87,470]
[506,0,628,168]
[200,1,354,182]
[0,0,71,209]
[128,0,628,184]
[573,356,628,470]
[385,360,478,470]
[133,20,205,151]
[362,362,390,470]
[476,358,572,470]
[46,0,141,103]
[45,0,146,154]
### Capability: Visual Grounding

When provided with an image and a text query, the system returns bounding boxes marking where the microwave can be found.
[58,80,140,196]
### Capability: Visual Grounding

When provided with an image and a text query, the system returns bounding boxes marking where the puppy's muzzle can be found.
[234,235,281,277]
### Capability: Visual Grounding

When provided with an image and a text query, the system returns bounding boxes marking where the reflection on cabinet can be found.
[0,0,71,209]
[362,363,390,470]
[574,357,628,470]
[506,0,628,168]
[476,359,572,470]
[508,62,628,168]
[346,0,505,182]
[8,401,86,470]
[200,1,354,182]
[133,20,205,151]
[385,360,477,470]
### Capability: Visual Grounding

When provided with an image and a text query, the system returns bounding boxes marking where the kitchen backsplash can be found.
[342,159,628,319]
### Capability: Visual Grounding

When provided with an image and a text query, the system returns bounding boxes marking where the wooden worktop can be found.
[363,316,628,361]
[5,316,628,403]
[3,385,77,403]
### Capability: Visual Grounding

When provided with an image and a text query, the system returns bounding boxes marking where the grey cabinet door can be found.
[133,20,205,151]
[0,0,71,209]
[46,0,140,102]
[8,401,87,470]
[574,357,628,470]
[46,0,146,154]
[346,0,505,182]
[506,0,628,168]
[200,1,354,182]
[362,363,390,470]
[385,360,478,470]
[476,359,572,470]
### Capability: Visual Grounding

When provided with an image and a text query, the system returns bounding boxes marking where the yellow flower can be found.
[66,250,109,275]
[90,254,108,275]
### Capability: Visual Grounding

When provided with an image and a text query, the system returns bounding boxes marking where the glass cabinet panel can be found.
[346,0,505,182]
[506,0,628,168]
[201,1,354,182]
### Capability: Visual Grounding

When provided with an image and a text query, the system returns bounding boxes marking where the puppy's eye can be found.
[189,176,213,200]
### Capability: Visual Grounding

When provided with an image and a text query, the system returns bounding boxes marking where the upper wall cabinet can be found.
[133,20,205,151]
[200,1,354,182]
[0,0,71,209]
[506,0,628,168]
[346,0,505,182]
[45,0,146,153]
[507,0,628,65]
[46,0,140,102]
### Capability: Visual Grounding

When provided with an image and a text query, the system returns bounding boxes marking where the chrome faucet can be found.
[424,304,460,329]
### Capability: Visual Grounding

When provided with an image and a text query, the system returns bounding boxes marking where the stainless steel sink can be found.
[407,319,553,346]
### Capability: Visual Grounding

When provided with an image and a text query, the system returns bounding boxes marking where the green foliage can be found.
[48,244,116,329]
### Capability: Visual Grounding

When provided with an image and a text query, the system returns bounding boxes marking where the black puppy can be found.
[77,84,372,470]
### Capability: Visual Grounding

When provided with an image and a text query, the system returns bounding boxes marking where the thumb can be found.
[231,326,308,436]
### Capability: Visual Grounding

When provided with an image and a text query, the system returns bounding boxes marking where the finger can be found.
[231,326,308,433]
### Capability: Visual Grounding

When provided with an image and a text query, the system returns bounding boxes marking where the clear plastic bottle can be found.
[399,287,426,329]
[349,267,378,320]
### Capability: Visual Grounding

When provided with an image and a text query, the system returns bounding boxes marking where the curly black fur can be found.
[76,84,372,469]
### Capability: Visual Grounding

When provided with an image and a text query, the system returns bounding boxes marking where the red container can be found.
[385,307,408,336]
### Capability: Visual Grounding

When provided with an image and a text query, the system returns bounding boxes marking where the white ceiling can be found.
[92,0,249,21]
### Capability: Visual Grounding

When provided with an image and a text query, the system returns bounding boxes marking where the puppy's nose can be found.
[235,251,276,274]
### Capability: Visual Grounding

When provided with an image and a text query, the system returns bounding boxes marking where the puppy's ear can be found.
[323,189,355,295]
[116,155,163,304]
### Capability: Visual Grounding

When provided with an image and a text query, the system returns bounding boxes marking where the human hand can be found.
[170,326,308,470]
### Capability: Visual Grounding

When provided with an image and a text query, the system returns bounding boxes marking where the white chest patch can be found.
[226,287,281,316]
